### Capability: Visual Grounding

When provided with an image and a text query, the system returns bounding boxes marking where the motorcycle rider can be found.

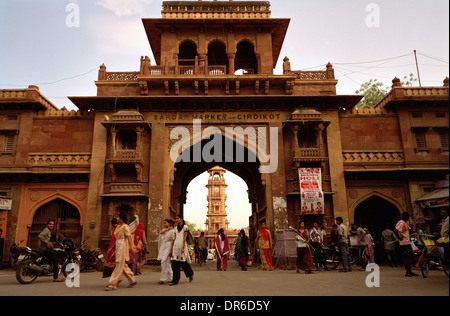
[38,220,64,282]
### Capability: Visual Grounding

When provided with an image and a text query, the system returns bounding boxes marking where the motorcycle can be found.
[15,238,81,284]
[9,240,26,270]
[79,240,105,272]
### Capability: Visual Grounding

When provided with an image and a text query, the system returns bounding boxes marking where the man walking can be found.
[336,217,352,272]
[198,231,208,266]
[381,224,398,267]
[310,221,328,271]
[395,212,418,277]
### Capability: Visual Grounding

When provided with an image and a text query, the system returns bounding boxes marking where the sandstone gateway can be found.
[0,1,448,262]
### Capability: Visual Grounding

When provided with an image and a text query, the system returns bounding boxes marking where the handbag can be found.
[102,265,114,278]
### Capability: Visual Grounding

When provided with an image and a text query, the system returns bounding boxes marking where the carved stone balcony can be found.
[106,150,144,165]
[110,183,143,195]
[291,148,328,166]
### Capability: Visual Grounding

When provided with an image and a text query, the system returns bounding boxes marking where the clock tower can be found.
[205,166,229,234]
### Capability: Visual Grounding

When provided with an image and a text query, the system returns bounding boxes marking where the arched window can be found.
[207,41,228,74]
[235,41,258,74]
[178,41,198,66]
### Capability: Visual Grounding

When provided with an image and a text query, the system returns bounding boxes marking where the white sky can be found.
[0,0,448,229]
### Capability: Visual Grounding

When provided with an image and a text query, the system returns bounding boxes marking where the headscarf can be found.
[134,222,145,246]
[259,226,270,241]
[214,231,229,259]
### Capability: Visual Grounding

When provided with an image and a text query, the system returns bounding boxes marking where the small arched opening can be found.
[178,41,198,66]
[207,41,228,74]
[354,195,401,262]
[235,41,258,75]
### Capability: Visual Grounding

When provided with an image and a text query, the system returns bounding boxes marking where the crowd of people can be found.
[33,208,448,291]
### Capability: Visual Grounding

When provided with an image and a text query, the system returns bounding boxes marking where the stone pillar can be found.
[323,111,349,226]
[147,123,168,259]
[84,112,108,247]
[267,122,288,234]
[227,53,235,75]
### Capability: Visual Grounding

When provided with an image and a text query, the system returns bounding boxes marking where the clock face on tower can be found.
[214,186,220,193]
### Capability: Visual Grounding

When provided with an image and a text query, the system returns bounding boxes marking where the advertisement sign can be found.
[0,197,12,211]
[298,168,324,215]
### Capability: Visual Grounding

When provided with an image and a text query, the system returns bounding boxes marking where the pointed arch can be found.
[169,131,267,237]
[29,197,83,248]
[349,190,403,221]
[351,191,402,243]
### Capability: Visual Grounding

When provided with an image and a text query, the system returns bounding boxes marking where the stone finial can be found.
[283,56,291,75]
[326,62,335,79]
[392,77,402,88]
[444,77,449,87]
[98,63,107,80]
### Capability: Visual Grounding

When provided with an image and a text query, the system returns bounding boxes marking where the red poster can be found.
[298,168,324,215]
[0,211,7,239]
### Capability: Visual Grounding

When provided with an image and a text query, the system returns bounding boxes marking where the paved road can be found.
[0,259,448,297]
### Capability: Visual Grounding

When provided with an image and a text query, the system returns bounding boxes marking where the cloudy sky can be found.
[0,0,448,229]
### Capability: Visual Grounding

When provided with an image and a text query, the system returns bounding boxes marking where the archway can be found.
[184,167,252,258]
[171,132,266,243]
[29,198,82,248]
[354,195,401,262]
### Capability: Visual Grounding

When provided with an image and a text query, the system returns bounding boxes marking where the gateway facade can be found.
[0,0,448,261]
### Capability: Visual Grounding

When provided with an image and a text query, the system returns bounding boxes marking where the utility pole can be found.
[414,50,422,87]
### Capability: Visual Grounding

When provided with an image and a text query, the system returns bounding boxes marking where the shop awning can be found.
[417,188,449,208]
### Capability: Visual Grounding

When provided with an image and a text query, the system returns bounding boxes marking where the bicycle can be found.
[420,235,443,278]
[324,243,356,270]
[436,236,449,278]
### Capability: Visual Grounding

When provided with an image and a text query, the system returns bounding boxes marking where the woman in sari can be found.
[158,219,174,284]
[214,228,230,271]
[105,213,138,291]
[236,229,252,271]
[105,218,118,268]
[296,220,316,274]
[255,222,274,270]
[363,228,375,264]
[132,222,148,275]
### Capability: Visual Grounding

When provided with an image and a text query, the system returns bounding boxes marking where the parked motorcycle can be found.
[9,240,26,270]
[15,238,81,284]
[79,240,104,272]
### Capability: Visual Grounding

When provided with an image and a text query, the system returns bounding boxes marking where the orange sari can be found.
[257,228,274,270]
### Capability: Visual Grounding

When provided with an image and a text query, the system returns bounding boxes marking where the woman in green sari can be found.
[236,229,252,271]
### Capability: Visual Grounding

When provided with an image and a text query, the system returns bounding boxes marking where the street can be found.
[0,258,448,297]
